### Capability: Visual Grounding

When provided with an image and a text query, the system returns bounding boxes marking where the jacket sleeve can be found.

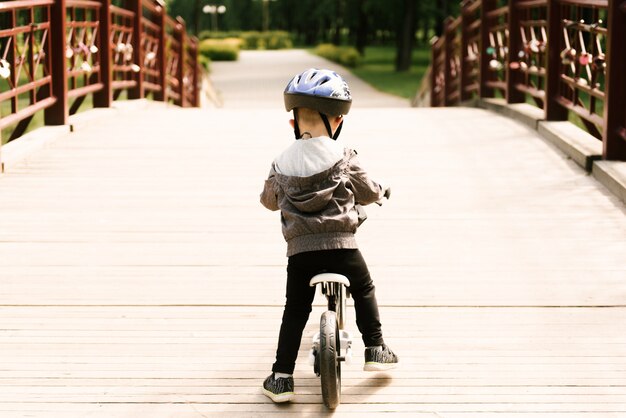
[260,167,280,211]
[347,151,385,205]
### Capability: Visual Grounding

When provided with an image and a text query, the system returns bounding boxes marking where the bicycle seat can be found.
[309,273,351,288]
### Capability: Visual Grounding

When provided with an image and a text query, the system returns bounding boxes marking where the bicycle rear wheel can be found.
[320,310,341,409]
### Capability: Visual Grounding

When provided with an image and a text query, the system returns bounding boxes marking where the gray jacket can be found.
[260,147,385,256]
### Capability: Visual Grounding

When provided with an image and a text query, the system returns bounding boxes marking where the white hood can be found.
[274,137,344,177]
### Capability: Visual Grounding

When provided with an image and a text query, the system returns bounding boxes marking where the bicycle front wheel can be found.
[320,310,341,409]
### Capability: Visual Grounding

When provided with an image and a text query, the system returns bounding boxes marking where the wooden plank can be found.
[3,384,626,395]
[2,393,626,405]
[0,401,625,413]
[3,377,626,390]
[1,49,626,416]
[3,356,626,365]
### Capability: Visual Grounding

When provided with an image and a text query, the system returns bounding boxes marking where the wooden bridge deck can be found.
[1,50,625,417]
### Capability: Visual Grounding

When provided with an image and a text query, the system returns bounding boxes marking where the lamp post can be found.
[202,4,226,32]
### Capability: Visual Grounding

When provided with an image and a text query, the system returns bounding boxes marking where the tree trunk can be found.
[333,0,342,45]
[305,24,316,45]
[355,0,368,54]
[435,0,448,36]
[395,0,416,72]
[193,0,201,34]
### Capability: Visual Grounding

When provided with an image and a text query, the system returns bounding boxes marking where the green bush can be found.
[313,44,362,68]
[338,47,361,68]
[198,38,241,61]
[197,54,211,72]
[199,31,293,50]
[198,30,241,41]
[239,31,293,50]
[267,31,293,50]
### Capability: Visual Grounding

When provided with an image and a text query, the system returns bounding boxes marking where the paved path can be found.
[0,50,625,417]
[209,49,408,109]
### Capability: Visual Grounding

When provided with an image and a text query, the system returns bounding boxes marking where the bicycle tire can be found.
[320,310,341,409]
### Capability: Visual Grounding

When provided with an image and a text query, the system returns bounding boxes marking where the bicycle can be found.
[308,272,353,409]
[307,192,391,409]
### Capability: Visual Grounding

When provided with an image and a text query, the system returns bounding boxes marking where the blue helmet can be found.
[284,68,352,116]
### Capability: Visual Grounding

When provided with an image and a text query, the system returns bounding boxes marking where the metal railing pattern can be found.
[66,0,103,113]
[141,0,165,100]
[0,0,200,143]
[164,15,181,106]
[461,0,481,100]
[431,0,626,161]
[0,0,55,140]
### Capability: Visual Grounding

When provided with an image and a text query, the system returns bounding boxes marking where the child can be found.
[260,68,398,403]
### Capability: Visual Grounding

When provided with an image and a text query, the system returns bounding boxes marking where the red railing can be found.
[141,0,166,100]
[546,1,607,138]
[444,17,462,106]
[430,0,626,161]
[183,37,200,108]
[483,1,509,98]
[0,0,56,141]
[66,0,104,113]
[164,15,182,106]
[508,0,548,107]
[460,0,482,100]
[110,1,137,96]
[0,0,200,143]
[430,37,446,107]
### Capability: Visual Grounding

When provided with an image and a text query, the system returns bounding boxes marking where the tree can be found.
[354,0,369,54]
[166,0,452,55]
[395,0,417,72]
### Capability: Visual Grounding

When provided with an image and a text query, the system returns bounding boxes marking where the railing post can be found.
[545,0,568,121]
[128,0,144,99]
[603,0,626,160]
[430,37,440,107]
[480,0,496,98]
[443,17,454,106]
[192,42,201,108]
[506,0,525,103]
[175,17,186,107]
[154,0,167,102]
[460,3,471,102]
[94,0,112,107]
[45,0,68,125]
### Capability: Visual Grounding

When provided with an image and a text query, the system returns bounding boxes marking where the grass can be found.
[350,46,601,137]
[350,46,431,100]
[1,96,88,146]
[0,63,130,145]
[1,91,134,146]
[1,102,44,146]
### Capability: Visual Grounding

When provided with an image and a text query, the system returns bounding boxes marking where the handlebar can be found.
[375,187,391,206]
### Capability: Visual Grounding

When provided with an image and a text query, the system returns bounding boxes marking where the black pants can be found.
[272,249,384,374]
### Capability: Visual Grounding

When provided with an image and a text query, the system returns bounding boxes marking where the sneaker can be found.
[364,344,398,371]
[262,373,295,403]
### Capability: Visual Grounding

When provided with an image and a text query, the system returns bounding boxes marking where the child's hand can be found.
[375,186,391,206]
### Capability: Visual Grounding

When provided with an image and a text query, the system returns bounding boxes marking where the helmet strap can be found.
[319,113,339,140]
[333,120,343,140]
[293,109,301,139]
[319,113,343,140]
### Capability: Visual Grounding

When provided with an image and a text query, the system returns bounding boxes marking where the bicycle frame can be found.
[309,276,353,370]
[319,281,349,329]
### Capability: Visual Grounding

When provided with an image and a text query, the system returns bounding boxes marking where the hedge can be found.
[240,31,293,50]
[198,38,241,61]
[313,44,361,68]
[199,31,293,50]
